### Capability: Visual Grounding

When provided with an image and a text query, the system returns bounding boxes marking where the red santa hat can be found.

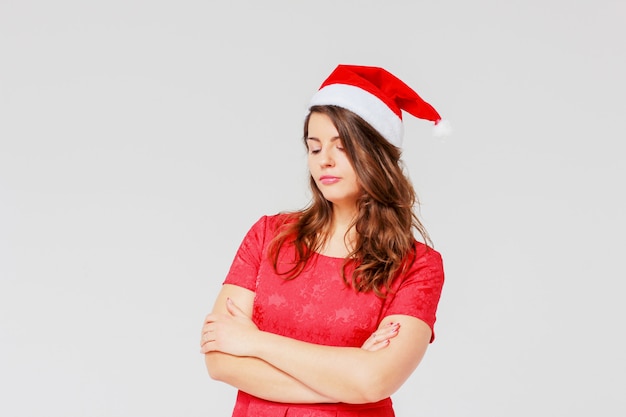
[308,65,450,147]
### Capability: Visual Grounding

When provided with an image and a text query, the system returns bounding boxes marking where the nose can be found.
[319,148,334,167]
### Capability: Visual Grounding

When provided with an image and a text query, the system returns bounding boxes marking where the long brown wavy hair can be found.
[268,105,431,296]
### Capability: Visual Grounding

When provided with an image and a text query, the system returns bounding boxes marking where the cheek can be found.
[349,172,362,192]
[354,179,363,193]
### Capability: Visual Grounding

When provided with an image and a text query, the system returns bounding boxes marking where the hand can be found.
[360,322,400,352]
[200,298,260,356]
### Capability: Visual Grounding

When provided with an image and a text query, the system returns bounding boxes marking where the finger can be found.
[200,339,216,354]
[199,325,215,343]
[365,339,390,352]
[376,323,400,338]
[377,326,400,340]
[200,321,214,336]
[200,329,216,347]
[361,337,374,350]
[204,313,218,324]
[362,324,399,348]
[225,297,246,317]
[201,314,211,337]
[199,331,208,346]
[361,337,390,351]
[361,331,383,350]
[372,324,399,341]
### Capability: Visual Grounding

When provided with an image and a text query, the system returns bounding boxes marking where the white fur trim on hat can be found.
[308,84,404,147]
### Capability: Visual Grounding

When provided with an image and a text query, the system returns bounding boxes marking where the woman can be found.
[200,65,446,416]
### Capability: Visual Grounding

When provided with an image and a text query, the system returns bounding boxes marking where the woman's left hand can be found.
[360,322,400,352]
[200,297,259,356]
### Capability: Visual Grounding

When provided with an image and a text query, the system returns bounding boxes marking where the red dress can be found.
[223,214,444,417]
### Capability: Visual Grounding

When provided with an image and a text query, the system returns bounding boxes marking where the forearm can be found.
[246,316,431,404]
[205,352,336,403]
[251,332,387,404]
[202,289,429,404]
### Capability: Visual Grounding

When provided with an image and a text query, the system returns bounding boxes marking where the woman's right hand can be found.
[360,322,400,352]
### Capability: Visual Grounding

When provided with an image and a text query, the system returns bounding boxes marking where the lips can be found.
[319,175,340,185]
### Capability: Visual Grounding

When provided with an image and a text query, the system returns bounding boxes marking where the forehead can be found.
[307,112,339,139]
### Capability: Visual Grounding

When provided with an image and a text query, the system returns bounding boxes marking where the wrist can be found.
[250,329,275,360]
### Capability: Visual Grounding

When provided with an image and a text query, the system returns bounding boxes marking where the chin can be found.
[324,196,358,208]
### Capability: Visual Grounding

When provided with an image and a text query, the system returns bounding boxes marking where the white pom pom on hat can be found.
[433,119,452,138]
[309,65,449,147]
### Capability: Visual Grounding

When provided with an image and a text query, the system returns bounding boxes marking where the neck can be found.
[316,204,357,258]
[331,203,357,231]
[329,203,358,250]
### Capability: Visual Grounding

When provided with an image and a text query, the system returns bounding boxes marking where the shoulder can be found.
[399,241,444,284]
[266,212,299,226]
[245,212,300,241]
[413,241,443,267]
[255,212,299,232]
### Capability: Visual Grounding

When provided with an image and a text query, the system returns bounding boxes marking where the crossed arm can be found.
[201,284,432,404]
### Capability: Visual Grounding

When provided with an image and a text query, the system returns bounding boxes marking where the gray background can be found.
[1,0,624,416]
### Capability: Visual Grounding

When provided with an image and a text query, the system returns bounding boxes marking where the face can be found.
[306,112,361,209]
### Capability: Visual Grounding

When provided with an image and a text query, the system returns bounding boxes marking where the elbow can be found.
[347,369,396,404]
[205,352,227,381]
[358,386,392,405]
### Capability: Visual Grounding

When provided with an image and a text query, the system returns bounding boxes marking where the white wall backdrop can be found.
[1,1,624,416]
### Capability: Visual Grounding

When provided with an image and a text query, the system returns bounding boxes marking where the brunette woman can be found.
[200,65,447,417]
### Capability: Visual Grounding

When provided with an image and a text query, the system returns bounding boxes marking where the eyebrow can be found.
[305,136,341,143]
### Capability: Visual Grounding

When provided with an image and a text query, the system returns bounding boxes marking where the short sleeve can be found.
[222,216,270,292]
[383,244,444,342]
